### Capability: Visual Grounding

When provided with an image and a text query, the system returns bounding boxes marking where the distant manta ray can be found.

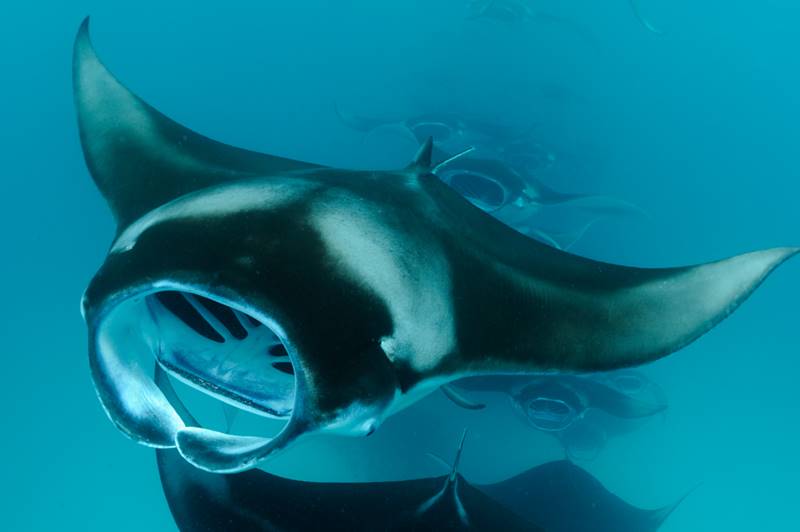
[444,371,668,459]
[75,18,796,474]
[469,0,663,34]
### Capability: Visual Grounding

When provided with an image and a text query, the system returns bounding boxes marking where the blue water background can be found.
[2,1,799,530]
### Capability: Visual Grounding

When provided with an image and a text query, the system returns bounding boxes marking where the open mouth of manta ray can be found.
[437,169,511,211]
[95,286,300,450]
[524,397,579,432]
[143,290,296,419]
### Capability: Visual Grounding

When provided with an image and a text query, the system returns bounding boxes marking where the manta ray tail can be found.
[73,17,320,229]
[417,429,470,525]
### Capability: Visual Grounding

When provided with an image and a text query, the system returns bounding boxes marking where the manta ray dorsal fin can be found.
[410,137,434,171]
[73,17,322,229]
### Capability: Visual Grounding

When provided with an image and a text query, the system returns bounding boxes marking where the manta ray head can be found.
[80,178,410,472]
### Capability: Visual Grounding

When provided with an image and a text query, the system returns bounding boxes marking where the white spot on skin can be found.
[311,192,456,372]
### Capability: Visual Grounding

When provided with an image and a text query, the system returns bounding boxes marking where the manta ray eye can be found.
[525,397,578,432]
[145,290,296,419]
[445,171,509,211]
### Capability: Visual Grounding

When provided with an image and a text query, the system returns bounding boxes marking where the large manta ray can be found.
[74,18,797,473]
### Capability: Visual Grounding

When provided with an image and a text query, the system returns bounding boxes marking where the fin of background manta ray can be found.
[646,483,700,530]
[73,17,322,229]
[441,384,487,410]
[629,0,664,34]
[333,101,393,133]
[527,177,650,219]
[573,376,666,419]
[525,218,599,251]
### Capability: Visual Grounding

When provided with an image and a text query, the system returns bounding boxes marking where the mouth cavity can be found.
[525,397,578,432]
[144,290,297,420]
[605,373,646,395]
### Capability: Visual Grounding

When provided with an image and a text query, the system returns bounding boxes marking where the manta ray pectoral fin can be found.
[562,247,799,371]
[73,18,322,229]
[176,423,305,474]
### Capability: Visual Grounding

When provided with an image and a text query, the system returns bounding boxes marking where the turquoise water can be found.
[3,1,799,530]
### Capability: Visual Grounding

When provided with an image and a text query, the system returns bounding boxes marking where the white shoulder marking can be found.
[311,192,455,372]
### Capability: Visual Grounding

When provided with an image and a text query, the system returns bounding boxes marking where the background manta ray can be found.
[446,371,668,460]
[468,0,663,33]
[74,17,797,479]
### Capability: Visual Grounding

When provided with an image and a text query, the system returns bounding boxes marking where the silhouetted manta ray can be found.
[74,18,797,473]
[469,0,663,34]
[155,367,542,531]
[157,368,679,531]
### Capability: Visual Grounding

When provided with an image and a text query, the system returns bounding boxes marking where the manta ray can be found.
[469,0,663,34]
[446,372,668,459]
[74,18,797,474]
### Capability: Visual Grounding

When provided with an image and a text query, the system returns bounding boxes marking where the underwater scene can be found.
[3,1,800,530]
